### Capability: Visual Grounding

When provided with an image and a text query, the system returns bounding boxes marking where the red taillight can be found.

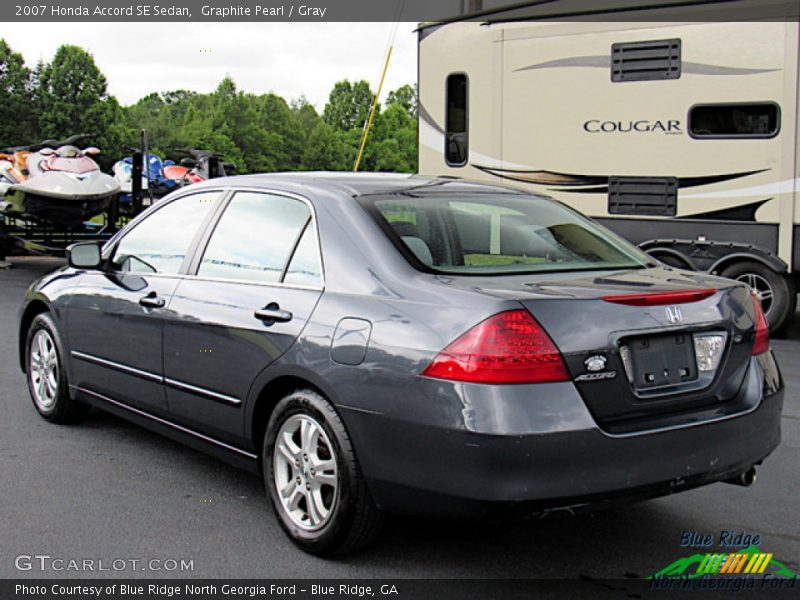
[421,310,569,384]
[601,288,716,306]
[751,294,770,356]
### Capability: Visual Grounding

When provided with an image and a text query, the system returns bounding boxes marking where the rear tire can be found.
[720,261,796,334]
[25,312,89,423]
[649,252,690,270]
[263,389,383,556]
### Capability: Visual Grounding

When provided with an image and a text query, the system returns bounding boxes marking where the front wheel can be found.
[720,261,796,334]
[264,389,383,556]
[25,312,89,423]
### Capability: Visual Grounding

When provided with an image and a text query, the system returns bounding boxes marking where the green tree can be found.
[34,45,125,165]
[323,80,374,132]
[386,84,418,118]
[366,90,419,172]
[178,99,245,172]
[291,95,320,132]
[0,39,34,148]
[125,92,176,156]
[256,92,302,171]
[120,75,417,176]
[210,77,272,172]
[162,89,196,107]
[289,96,321,169]
[302,121,347,171]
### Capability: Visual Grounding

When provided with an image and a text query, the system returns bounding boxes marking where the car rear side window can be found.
[111,191,219,275]
[198,191,312,284]
[284,221,323,287]
[366,192,649,275]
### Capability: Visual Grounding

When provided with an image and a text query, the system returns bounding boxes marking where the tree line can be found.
[0,40,418,174]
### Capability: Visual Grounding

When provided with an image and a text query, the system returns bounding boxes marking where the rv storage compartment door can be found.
[608,176,678,217]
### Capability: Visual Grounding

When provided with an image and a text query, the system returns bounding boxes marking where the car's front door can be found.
[163,190,324,444]
[67,190,223,415]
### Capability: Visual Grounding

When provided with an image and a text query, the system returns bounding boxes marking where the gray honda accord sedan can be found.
[19,173,782,555]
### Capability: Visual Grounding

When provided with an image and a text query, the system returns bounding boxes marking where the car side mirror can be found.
[66,242,103,270]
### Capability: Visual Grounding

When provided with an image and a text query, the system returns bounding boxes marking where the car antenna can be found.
[353,0,405,172]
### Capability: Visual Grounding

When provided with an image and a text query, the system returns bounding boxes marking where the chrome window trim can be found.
[74,270,324,290]
[192,187,326,289]
[73,386,257,460]
[177,273,324,292]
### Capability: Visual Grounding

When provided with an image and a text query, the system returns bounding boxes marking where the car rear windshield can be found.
[362,192,651,275]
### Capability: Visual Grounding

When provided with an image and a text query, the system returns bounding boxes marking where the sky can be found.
[1,23,418,109]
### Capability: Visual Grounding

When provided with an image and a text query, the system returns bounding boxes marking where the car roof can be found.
[192,171,526,198]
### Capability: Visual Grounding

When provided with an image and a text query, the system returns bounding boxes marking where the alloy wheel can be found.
[30,329,59,411]
[736,272,775,317]
[273,414,338,531]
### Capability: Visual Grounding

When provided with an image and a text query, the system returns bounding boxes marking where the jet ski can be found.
[2,135,120,227]
[161,148,234,186]
[0,150,26,184]
[113,152,178,214]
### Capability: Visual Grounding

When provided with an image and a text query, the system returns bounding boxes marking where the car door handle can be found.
[254,303,292,323]
[139,293,166,309]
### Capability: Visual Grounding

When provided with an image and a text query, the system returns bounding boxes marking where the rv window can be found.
[445,74,468,166]
[689,103,780,138]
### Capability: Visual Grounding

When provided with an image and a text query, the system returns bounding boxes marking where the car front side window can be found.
[111,191,220,275]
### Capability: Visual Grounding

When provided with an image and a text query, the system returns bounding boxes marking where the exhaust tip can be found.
[725,466,757,487]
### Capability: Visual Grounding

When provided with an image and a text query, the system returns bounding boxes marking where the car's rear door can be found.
[163,189,324,444]
[67,190,223,415]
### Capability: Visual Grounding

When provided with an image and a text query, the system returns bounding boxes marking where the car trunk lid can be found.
[441,267,758,432]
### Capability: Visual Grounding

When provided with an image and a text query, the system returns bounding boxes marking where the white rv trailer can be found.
[417,0,800,331]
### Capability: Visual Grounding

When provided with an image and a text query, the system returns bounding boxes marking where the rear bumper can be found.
[341,353,782,519]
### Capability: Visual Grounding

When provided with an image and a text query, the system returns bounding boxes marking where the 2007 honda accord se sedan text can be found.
[18,173,783,555]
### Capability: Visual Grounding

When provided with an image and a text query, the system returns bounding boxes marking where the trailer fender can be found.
[709,252,788,276]
[639,245,694,270]
[638,239,788,275]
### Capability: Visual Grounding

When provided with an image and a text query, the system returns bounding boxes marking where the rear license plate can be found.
[624,333,698,391]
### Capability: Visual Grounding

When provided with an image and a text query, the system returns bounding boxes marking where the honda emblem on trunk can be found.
[665,306,683,324]
[585,355,607,372]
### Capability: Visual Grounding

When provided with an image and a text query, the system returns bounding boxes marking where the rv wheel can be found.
[720,261,795,334]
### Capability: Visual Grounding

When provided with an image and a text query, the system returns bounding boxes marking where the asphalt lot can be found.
[1,256,799,580]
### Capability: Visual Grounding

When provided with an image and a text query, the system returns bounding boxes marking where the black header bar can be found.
[2,0,798,22]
